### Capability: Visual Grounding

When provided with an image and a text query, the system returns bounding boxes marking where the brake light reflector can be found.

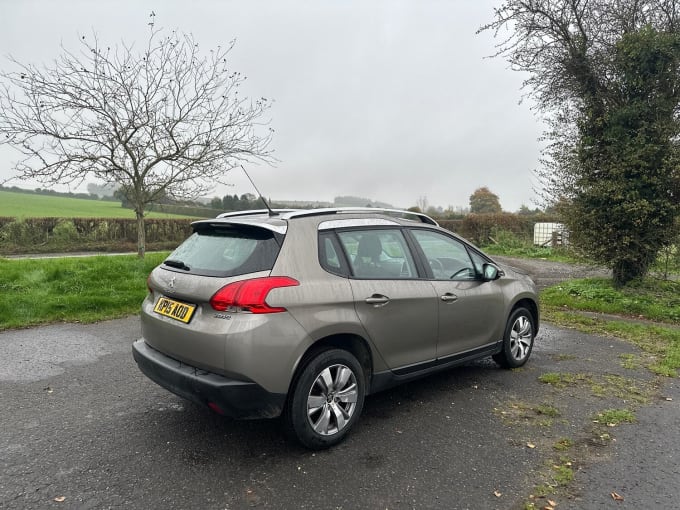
[207,402,225,414]
[210,276,299,314]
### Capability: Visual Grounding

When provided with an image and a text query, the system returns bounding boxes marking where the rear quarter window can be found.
[319,232,351,277]
[165,227,281,277]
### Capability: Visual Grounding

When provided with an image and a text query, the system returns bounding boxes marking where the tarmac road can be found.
[1,310,677,509]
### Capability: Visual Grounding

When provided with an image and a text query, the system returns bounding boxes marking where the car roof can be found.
[192,207,438,235]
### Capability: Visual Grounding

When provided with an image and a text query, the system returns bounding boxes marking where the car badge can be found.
[167,276,176,289]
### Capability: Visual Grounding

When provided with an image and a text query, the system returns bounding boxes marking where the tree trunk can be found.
[135,210,146,258]
[612,259,647,288]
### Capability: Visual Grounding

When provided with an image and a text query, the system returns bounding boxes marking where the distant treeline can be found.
[137,194,266,218]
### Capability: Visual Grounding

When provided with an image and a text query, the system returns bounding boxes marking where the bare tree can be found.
[0,14,273,257]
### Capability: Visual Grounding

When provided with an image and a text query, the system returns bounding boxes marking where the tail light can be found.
[146,274,153,295]
[210,276,299,314]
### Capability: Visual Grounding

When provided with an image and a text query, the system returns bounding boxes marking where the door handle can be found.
[440,293,458,302]
[365,295,390,306]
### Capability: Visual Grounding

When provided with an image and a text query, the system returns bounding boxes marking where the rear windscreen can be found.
[164,227,281,277]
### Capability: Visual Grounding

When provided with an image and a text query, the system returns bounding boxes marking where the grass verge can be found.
[542,277,680,323]
[0,253,167,330]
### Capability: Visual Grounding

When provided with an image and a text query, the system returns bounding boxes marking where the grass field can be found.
[0,190,193,219]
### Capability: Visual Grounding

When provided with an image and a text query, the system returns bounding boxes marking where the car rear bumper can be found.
[132,339,286,419]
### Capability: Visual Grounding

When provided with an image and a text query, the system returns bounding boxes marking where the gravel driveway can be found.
[493,255,611,291]
[1,254,677,509]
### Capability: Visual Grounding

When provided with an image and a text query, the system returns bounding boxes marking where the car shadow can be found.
[145,358,501,459]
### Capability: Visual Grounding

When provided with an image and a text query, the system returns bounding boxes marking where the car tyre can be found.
[284,349,365,449]
[493,307,535,368]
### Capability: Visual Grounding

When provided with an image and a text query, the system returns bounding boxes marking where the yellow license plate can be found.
[153,296,196,323]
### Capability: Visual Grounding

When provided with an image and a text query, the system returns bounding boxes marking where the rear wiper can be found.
[164,259,191,271]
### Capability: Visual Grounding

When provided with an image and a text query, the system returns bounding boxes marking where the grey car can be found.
[133,208,539,449]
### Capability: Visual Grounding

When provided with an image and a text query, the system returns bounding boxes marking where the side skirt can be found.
[368,341,502,395]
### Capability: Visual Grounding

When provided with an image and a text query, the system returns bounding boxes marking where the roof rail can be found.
[281,207,439,226]
[216,209,298,218]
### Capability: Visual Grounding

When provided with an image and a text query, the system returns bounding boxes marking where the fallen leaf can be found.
[527,442,536,449]
[542,506,555,510]
[493,490,502,497]
[54,496,66,502]
[548,499,557,506]
[44,386,53,394]
[665,397,673,401]
[611,492,624,501]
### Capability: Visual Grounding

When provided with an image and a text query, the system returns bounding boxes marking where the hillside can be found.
[0,190,198,219]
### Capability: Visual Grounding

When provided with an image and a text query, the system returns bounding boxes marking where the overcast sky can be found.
[0,0,545,211]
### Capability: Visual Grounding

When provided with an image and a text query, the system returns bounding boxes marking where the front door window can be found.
[410,229,476,280]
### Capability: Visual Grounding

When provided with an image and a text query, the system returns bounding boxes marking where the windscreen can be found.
[164,226,281,277]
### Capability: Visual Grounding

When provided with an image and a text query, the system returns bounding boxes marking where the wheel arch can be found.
[511,297,539,334]
[289,333,373,396]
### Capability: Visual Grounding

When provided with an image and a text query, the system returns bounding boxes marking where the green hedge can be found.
[0,217,193,255]
[439,213,562,246]
[0,213,565,255]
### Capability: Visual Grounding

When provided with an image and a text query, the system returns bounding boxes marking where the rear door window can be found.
[337,229,417,279]
[164,227,281,277]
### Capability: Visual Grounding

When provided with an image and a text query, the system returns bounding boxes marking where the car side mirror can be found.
[482,263,502,281]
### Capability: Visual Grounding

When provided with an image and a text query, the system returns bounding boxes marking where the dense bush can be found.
[51,220,80,243]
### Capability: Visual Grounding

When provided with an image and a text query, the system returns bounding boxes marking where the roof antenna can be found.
[241,165,277,217]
